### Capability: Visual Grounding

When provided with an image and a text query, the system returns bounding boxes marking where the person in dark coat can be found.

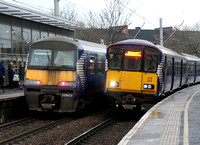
[19,62,25,90]
[0,62,5,93]
[8,62,14,89]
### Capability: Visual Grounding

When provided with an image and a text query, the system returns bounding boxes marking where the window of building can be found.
[90,56,95,74]
[49,33,55,37]
[32,30,40,42]
[23,28,31,42]
[12,40,22,54]
[0,24,11,39]
[41,31,48,38]
[0,39,11,53]
[12,26,21,41]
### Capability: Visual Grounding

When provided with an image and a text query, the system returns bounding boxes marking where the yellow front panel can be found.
[121,71,142,92]
[106,70,157,94]
[106,70,142,93]
[26,69,76,85]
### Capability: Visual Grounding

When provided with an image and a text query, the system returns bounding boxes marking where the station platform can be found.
[119,84,200,145]
[0,88,24,102]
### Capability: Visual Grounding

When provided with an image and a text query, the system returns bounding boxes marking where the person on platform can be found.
[19,62,25,90]
[0,62,5,93]
[8,62,15,89]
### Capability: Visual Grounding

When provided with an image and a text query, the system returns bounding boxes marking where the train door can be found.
[164,56,173,92]
[86,54,97,90]
[96,54,106,92]
[181,59,187,85]
[187,61,195,84]
[173,59,181,89]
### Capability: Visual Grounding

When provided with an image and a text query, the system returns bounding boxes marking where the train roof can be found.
[182,53,200,61]
[113,39,157,48]
[34,36,106,54]
[111,39,184,58]
[77,39,106,53]
[156,45,184,58]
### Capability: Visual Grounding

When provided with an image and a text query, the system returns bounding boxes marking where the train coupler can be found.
[39,94,61,110]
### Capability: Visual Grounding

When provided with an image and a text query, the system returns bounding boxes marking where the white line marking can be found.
[183,90,199,145]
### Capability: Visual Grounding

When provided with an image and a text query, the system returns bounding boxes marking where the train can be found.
[24,36,106,113]
[105,39,200,111]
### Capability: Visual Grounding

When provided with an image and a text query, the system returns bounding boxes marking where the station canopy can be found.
[0,1,77,30]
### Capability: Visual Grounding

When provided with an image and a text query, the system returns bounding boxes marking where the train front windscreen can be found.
[108,45,158,72]
[28,42,76,70]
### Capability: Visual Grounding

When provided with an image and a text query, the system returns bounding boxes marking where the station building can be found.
[0,1,76,85]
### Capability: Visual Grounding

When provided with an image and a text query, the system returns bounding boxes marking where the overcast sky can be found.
[4,0,200,29]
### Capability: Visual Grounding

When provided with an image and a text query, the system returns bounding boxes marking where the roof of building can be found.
[128,29,156,42]
[0,1,77,30]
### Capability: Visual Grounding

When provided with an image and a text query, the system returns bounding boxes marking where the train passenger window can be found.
[197,64,200,74]
[144,49,158,72]
[108,47,122,70]
[98,57,103,74]
[188,63,195,74]
[90,56,95,74]
[124,51,142,71]
[175,62,181,76]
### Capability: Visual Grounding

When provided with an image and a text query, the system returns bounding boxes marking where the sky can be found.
[3,0,200,30]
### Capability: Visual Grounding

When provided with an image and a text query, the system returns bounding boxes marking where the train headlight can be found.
[108,81,119,87]
[25,79,42,86]
[58,81,76,87]
[143,84,154,89]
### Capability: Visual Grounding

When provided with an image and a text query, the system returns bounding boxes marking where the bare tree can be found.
[165,25,200,57]
[59,2,78,22]
[84,0,133,45]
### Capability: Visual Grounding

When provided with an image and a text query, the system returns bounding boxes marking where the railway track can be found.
[0,117,73,145]
[65,118,117,145]
[0,117,34,131]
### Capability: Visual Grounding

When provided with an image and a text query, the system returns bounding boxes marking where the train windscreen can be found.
[108,47,122,70]
[144,48,159,72]
[29,42,76,70]
[108,45,143,71]
[108,45,159,72]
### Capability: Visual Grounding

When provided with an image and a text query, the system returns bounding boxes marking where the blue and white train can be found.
[25,36,106,113]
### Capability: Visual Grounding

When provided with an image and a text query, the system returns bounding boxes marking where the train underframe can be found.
[107,91,158,111]
[25,86,92,113]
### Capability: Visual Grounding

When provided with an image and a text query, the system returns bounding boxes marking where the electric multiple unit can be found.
[25,36,106,113]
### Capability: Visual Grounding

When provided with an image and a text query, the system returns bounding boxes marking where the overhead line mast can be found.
[54,0,60,17]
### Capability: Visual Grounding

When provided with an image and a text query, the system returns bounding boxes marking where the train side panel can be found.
[196,62,200,82]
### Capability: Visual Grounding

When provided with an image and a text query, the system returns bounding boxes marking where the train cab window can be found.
[108,47,122,70]
[30,49,51,66]
[97,57,103,74]
[124,50,142,71]
[144,49,158,72]
[54,50,75,68]
[90,56,95,74]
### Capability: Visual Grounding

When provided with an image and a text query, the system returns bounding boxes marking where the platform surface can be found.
[0,88,24,102]
[118,84,200,145]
